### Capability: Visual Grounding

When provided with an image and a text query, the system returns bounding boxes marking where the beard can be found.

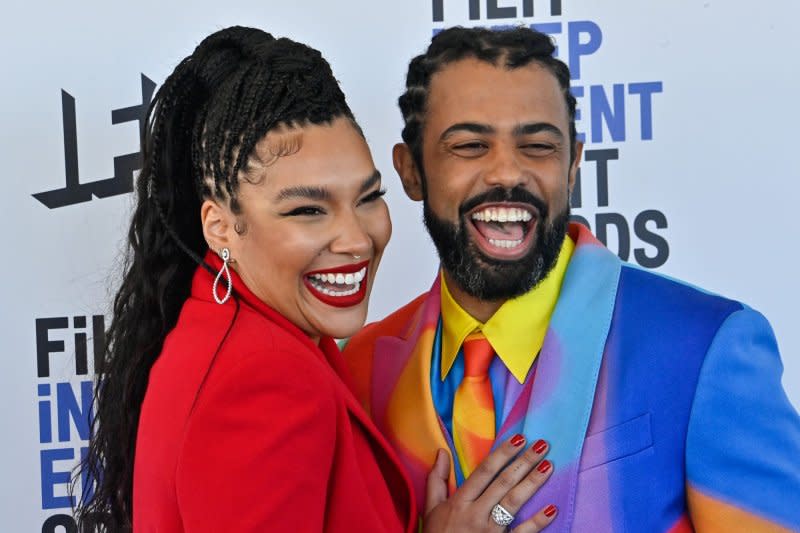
[423,186,569,301]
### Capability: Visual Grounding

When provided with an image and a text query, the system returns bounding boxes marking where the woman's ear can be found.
[200,199,235,253]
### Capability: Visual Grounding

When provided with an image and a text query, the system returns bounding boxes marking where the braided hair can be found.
[75,26,359,531]
[398,26,577,170]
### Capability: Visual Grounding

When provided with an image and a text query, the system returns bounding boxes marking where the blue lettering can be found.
[629,81,663,140]
[590,83,626,142]
[41,448,75,509]
[38,383,52,443]
[568,20,602,80]
[57,381,92,442]
[571,85,586,142]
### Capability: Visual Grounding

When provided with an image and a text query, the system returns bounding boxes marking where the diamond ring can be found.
[490,503,515,527]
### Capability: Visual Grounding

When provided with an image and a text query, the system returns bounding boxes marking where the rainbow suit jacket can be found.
[344,223,800,532]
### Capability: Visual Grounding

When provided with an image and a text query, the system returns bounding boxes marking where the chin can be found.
[313,306,369,340]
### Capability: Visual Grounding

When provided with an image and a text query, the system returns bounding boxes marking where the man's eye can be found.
[454,142,487,151]
[521,143,556,155]
[359,189,387,205]
[451,142,489,158]
[282,206,325,217]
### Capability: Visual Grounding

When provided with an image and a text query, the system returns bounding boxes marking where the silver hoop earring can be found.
[213,248,233,304]
[353,254,362,260]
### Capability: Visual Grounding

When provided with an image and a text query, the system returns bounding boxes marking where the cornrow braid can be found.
[75,26,359,532]
[398,26,578,169]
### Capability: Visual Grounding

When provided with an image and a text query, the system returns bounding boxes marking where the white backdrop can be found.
[2,1,798,530]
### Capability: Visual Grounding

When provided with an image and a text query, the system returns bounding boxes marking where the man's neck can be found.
[442,270,506,323]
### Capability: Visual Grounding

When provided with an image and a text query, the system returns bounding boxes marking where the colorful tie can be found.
[452,332,496,477]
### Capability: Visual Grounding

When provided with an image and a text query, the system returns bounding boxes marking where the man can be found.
[344,27,800,532]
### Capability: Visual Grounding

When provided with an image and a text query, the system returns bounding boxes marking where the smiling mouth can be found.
[468,203,538,258]
[304,261,369,308]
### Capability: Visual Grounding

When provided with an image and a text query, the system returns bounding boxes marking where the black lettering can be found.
[32,91,89,208]
[73,316,87,375]
[36,318,68,378]
[433,0,444,21]
[41,514,77,533]
[92,315,106,374]
[33,75,156,209]
[634,209,669,268]
[595,212,630,260]
[570,168,583,208]
[90,74,156,199]
[584,148,619,207]
[523,0,562,16]
[469,0,481,19]
[487,0,515,18]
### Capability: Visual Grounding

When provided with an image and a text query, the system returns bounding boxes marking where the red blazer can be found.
[133,255,416,532]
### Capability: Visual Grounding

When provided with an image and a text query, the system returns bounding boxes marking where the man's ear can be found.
[393,143,424,202]
[567,140,584,198]
[200,199,235,253]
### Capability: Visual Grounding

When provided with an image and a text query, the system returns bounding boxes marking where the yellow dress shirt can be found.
[440,235,575,384]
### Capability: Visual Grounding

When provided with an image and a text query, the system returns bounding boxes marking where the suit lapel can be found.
[371,277,456,512]
[507,224,622,531]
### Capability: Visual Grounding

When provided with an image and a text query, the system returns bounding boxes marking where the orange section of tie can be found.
[452,332,496,477]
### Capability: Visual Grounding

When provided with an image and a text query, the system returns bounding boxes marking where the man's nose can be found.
[483,145,527,189]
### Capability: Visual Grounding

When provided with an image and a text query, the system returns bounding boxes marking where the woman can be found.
[77,26,558,532]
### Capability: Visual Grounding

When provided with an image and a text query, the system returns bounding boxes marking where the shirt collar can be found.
[439,235,575,384]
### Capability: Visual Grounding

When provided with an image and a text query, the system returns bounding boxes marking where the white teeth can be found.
[311,282,362,297]
[488,238,523,249]
[307,266,368,297]
[471,207,533,223]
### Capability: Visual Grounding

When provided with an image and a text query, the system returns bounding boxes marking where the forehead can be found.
[250,119,374,189]
[425,57,568,134]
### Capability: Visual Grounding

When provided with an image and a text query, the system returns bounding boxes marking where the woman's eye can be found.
[359,189,387,205]
[283,206,325,217]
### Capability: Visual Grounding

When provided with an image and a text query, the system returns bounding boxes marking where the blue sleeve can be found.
[685,305,800,530]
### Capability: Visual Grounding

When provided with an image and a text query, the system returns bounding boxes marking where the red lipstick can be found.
[304,260,370,308]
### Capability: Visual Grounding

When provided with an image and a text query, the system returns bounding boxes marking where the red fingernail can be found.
[510,434,525,447]
[544,504,557,518]
[536,459,552,473]
[533,439,547,454]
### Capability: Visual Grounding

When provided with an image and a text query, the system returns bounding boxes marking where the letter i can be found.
[38,384,52,443]
[74,316,88,375]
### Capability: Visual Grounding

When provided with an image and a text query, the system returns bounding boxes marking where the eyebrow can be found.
[358,169,382,194]
[513,122,564,139]
[440,122,494,141]
[275,169,382,202]
[439,121,565,141]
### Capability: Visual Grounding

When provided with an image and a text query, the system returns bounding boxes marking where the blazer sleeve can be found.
[174,349,337,532]
[685,305,800,532]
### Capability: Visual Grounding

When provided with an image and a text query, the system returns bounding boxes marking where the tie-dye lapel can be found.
[508,224,622,531]
[371,276,455,513]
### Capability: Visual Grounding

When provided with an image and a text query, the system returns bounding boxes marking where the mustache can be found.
[459,186,548,219]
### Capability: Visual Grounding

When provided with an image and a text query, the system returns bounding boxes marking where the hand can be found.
[423,435,556,532]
